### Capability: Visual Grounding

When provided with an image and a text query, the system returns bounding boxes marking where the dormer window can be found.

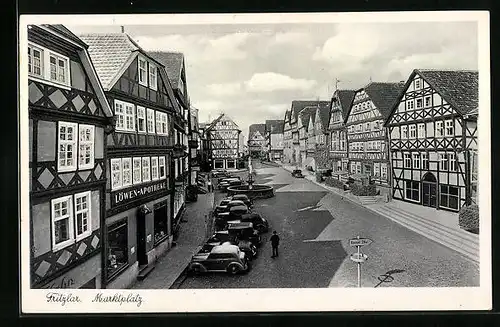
[149,63,157,90]
[138,57,147,86]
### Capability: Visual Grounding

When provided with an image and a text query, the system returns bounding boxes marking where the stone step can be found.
[371,206,478,262]
[137,264,156,281]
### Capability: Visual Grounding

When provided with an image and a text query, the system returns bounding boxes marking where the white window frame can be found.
[142,157,151,182]
[404,180,420,203]
[421,152,429,170]
[48,51,70,86]
[162,113,168,134]
[74,191,92,241]
[124,102,135,132]
[424,96,431,108]
[440,153,449,170]
[147,109,155,134]
[133,157,142,185]
[404,153,411,168]
[407,100,415,110]
[436,121,444,137]
[151,157,159,181]
[51,195,74,251]
[114,100,125,131]
[122,158,132,188]
[149,63,157,91]
[138,57,148,86]
[401,125,408,139]
[412,153,421,169]
[78,124,95,170]
[58,121,78,172]
[409,124,417,139]
[381,164,387,180]
[136,106,146,133]
[448,153,457,172]
[445,119,454,136]
[416,98,423,109]
[156,112,164,135]
[28,43,44,78]
[417,123,425,139]
[159,156,166,180]
[110,158,123,190]
[415,79,421,90]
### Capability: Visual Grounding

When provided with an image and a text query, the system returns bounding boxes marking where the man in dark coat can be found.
[270,231,280,258]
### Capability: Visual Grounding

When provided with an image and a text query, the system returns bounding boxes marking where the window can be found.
[74,191,91,240]
[421,153,429,170]
[151,157,159,181]
[154,202,168,244]
[138,57,147,86]
[373,162,380,177]
[415,79,421,89]
[136,106,146,133]
[350,162,356,174]
[156,112,163,135]
[424,96,431,107]
[448,153,457,172]
[133,157,142,184]
[404,153,411,168]
[78,124,95,170]
[161,113,168,134]
[49,53,69,85]
[417,123,425,139]
[416,98,423,109]
[440,153,449,170]
[159,156,166,179]
[405,180,420,202]
[365,123,371,131]
[412,153,420,169]
[124,103,135,131]
[356,162,362,174]
[147,109,155,134]
[381,164,387,180]
[107,219,128,280]
[114,100,125,130]
[119,158,131,188]
[28,44,43,77]
[58,122,78,172]
[409,124,417,139]
[401,125,408,139]
[436,121,444,137]
[114,100,135,132]
[407,100,414,110]
[51,196,74,251]
[440,185,459,210]
[445,119,454,136]
[149,63,157,90]
[142,157,151,182]
[110,158,122,190]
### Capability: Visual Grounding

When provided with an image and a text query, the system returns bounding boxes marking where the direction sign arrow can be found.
[349,238,373,247]
[350,252,368,263]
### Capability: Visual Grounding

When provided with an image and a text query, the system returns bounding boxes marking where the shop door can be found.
[422,173,437,208]
[137,212,148,266]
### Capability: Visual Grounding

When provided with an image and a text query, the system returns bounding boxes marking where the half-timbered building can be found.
[312,102,332,170]
[282,110,294,164]
[345,82,404,197]
[80,32,179,288]
[265,120,284,161]
[206,114,241,170]
[248,123,266,158]
[385,69,478,212]
[28,25,113,289]
[328,90,355,179]
[298,106,317,169]
[148,52,191,230]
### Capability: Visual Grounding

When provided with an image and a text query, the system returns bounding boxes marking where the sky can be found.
[66,21,478,140]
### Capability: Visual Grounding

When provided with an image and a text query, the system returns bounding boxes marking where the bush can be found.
[459,204,479,234]
[325,177,345,189]
[350,183,377,196]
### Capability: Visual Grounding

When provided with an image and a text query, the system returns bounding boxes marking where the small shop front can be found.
[105,179,172,289]
[172,175,187,236]
[40,253,102,289]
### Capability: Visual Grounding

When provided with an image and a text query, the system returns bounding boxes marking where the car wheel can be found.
[227,264,241,275]
[191,265,203,275]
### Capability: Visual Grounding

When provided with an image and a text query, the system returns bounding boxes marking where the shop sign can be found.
[112,180,167,207]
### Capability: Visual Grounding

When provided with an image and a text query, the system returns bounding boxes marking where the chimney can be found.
[120,26,125,33]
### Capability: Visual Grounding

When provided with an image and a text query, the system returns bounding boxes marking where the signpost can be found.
[349,236,372,287]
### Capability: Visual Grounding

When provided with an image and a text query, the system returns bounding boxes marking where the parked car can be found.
[291,169,305,178]
[214,198,232,215]
[227,221,262,247]
[228,213,269,234]
[212,169,228,178]
[206,233,257,260]
[188,243,250,275]
[231,194,253,208]
[218,178,241,190]
[215,201,249,229]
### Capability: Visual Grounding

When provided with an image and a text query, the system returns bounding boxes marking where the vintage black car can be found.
[291,169,305,178]
[227,222,262,247]
[217,177,241,190]
[228,213,269,234]
[206,233,257,260]
[188,244,250,275]
[231,194,253,208]
[215,202,248,230]
[212,169,228,178]
[214,198,232,215]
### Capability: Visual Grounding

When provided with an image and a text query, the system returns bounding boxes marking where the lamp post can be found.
[248,156,254,190]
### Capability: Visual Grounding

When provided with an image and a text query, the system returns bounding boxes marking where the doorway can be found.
[136,211,148,266]
[422,172,437,208]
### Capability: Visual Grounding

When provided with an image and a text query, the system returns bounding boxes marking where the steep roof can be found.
[43,24,89,48]
[265,120,284,134]
[364,82,406,119]
[249,124,266,138]
[335,90,356,120]
[299,106,317,132]
[291,100,330,121]
[317,103,331,133]
[78,33,144,90]
[284,110,291,122]
[148,51,184,89]
[206,113,225,131]
[417,69,479,115]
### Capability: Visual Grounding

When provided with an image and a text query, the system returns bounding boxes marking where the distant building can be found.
[385,69,478,212]
[265,120,284,161]
[206,114,241,170]
[188,107,201,185]
[298,106,317,169]
[248,123,266,158]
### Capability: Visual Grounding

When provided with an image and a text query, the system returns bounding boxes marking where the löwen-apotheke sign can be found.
[111,180,167,206]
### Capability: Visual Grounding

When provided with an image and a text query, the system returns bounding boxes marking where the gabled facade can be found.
[298,106,317,169]
[385,69,478,212]
[265,120,284,161]
[207,114,241,170]
[282,110,294,164]
[28,25,113,289]
[80,32,179,288]
[248,123,266,158]
[188,106,201,185]
[328,90,355,178]
[345,82,404,196]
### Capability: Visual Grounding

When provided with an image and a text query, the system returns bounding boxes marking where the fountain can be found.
[226,157,275,200]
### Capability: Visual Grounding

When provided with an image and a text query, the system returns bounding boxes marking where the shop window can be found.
[154,202,168,244]
[74,191,91,241]
[214,160,224,169]
[136,106,146,133]
[107,219,128,280]
[440,185,459,210]
[405,180,420,202]
[227,160,235,169]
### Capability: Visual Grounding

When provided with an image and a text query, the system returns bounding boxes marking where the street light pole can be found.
[357,236,361,288]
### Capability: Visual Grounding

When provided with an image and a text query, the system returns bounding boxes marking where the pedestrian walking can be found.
[207,179,213,192]
[270,230,280,258]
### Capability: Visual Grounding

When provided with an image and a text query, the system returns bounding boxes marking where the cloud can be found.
[245,72,317,92]
[206,82,243,96]
[273,32,310,45]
